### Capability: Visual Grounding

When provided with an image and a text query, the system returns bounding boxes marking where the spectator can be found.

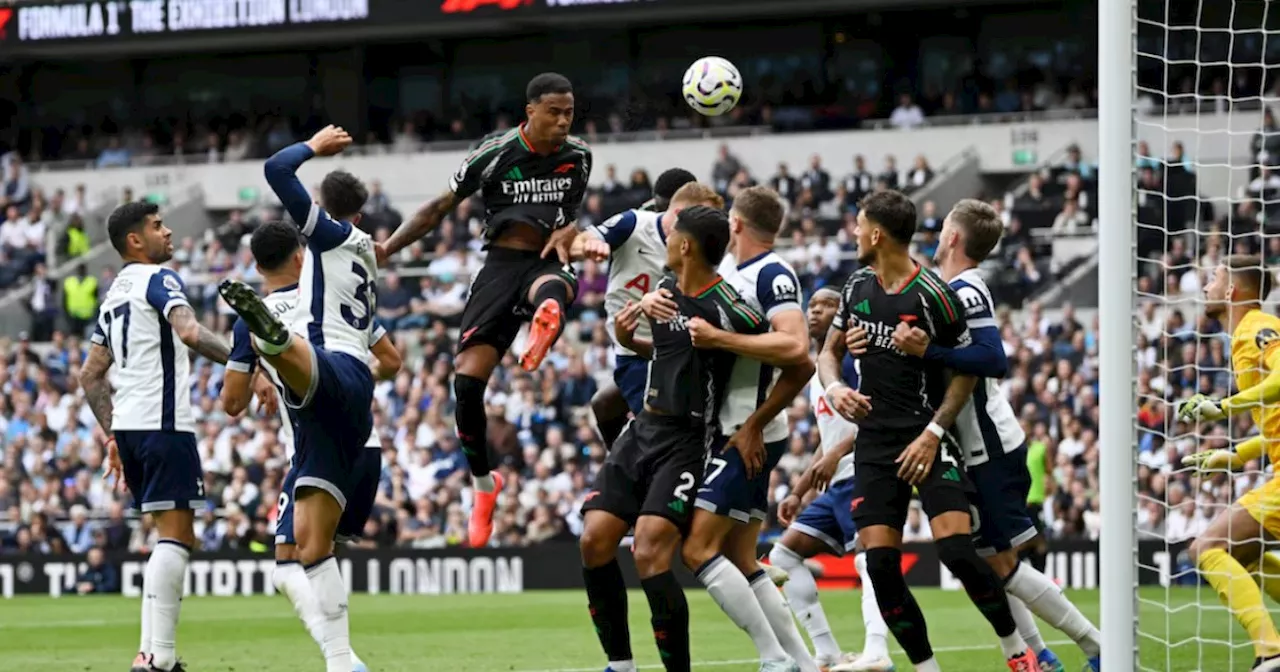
[63,504,96,554]
[903,154,934,194]
[96,136,132,169]
[770,162,799,205]
[377,272,426,331]
[800,154,832,204]
[843,155,874,210]
[1052,200,1091,233]
[75,547,120,594]
[27,264,57,341]
[878,155,900,191]
[889,93,925,129]
[3,154,31,210]
[711,144,742,195]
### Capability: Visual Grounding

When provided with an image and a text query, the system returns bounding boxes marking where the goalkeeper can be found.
[1180,255,1280,672]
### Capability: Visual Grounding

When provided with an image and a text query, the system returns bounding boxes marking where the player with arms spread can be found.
[578,206,769,672]
[218,125,378,672]
[220,221,402,672]
[573,168,699,446]
[819,191,1036,672]
[769,285,894,672]
[375,73,594,547]
[1180,255,1280,672]
[642,186,816,671]
[885,200,1100,672]
[81,201,239,672]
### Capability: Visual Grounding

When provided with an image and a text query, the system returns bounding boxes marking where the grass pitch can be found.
[0,587,1264,670]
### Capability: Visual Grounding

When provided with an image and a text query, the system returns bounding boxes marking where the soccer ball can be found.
[682,56,743,117]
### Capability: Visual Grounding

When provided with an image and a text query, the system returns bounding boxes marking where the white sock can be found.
[147,540,190,672]
[696,555,788,662]
[274,562,325,648]
[749,569,822,672]
[139,569,153,656]
[307,557,352,672]
[1006,593,1046,654]
[855,552,891,660]
[915,657,942,672]
[1005,562,1102,657]
[607,661,636,672]
[771,544,840,662]
[253,331,293,356]
[998,632,1027,659]
[473,473,495,493]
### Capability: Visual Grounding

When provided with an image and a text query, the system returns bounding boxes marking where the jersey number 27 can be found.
[341,262,376,331]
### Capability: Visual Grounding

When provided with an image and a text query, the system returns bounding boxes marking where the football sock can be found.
[274,561,325,647]
[1198,548,1280,657]
[748,568,821,672]
[914,657,942,672]
[1005,593,1047,654]
[770,544,842,661]
[696,555,788,662]
[935,534,1024,657]
[865,547,934,665]
[453,373,492,479]
[583,560,634,665]
[306,556,353,672]
[253,331,293,356]
[1005,562,1102,657]
[139,562,153,656]
[147,539,190,672]
[855,551,892,660]
[640,571,692,672]
[533,279,571,328]
[1245,553,1280,603]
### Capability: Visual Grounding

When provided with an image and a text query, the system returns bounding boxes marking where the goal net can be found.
[1133,0,1280,670]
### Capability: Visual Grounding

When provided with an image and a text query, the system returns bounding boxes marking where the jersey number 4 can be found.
[103,304,131,368]
[341,262,376,331]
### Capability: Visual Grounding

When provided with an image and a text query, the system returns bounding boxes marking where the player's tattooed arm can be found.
[80,343,115,433]
[931,370,978,431]
[169,306,231,364]
[380,190,459,261]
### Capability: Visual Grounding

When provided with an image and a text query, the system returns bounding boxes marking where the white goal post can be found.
[1099,2,1136,672]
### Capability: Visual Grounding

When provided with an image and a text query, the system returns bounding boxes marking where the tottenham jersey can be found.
[228,285,385,461]
[92,264,194,433]
[949,268,1025,466]
[716,251,803,443]
[593,209,667,357]
[293,203,379,361]
[808,363,858,484]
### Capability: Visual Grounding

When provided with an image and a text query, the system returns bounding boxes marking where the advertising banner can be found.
[0,539,1188,598]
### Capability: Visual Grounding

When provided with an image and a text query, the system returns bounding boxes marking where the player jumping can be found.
[819,190,1037,672]
[221,220,403,672]
[375,73,594,548]
[1180,255,1280,672]
[883,199,1101,672]
[770,285,894,672]
[580,167,698,446]
[219,125,378,672]
[82,201,238,672]
[640,185,816,670]
[578,205,769,672]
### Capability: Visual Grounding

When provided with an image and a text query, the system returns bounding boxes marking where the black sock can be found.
[864,547,934,664]
[640,571,691,672]
[453,373,491,476]
[534,276,572,314]
[584,561,632,663]
[936,534,1017,637]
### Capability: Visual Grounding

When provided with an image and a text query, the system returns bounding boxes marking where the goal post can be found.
[1099,1,1137,672]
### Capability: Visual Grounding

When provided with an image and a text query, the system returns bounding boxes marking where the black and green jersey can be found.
[448,125,592,244]
[832,265,971,437]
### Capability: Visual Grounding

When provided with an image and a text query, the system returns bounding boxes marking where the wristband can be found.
[824,381,847,399]
[925,422,946,439]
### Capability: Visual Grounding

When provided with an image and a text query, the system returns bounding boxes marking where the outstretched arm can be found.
[381,190,459,260]
[920,326,1008,378]
[169,306,231,364]
[80,342,115,433]
[692,309,809,366]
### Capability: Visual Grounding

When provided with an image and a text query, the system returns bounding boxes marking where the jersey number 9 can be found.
[341,262,376,331]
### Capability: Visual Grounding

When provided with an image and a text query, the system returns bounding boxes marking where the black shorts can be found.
[581,412,706,532]
[851,431,974,531]
[457,247,578,354]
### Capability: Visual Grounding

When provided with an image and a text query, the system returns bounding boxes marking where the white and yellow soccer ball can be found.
[682,56,743,117]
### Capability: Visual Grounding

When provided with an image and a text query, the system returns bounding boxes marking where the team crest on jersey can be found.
[163,275,182,292]
[1257,328,1280,350]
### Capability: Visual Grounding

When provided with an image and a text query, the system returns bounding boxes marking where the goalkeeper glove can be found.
[1178,394,1227,422]
[1181,449,1236,472]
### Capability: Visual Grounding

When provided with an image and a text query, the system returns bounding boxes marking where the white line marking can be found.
[517,640,1075,672]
